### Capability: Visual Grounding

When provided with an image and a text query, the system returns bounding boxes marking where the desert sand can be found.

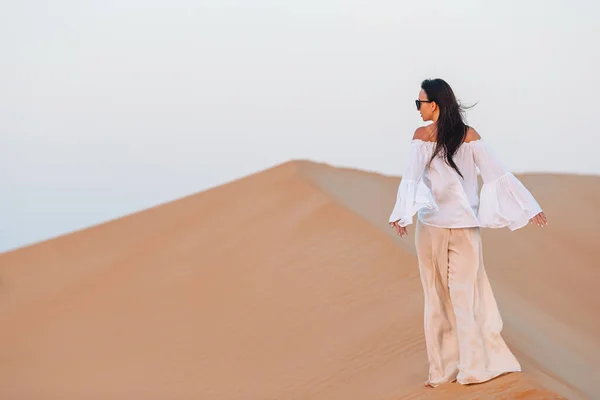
[0,160,598,399]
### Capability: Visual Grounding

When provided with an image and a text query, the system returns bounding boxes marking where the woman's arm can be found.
[470,128,547,229]
[388,128,438,236]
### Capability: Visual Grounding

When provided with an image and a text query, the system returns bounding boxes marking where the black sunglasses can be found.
[415,99,434,110]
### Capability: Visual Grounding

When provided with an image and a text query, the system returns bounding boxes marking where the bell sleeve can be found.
[388,140,438,227]
[472,140,543,230]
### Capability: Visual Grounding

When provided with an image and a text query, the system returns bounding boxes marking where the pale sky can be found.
[1,0,598,252]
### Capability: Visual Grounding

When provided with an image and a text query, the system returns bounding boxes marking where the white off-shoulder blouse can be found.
[389,139,542,230]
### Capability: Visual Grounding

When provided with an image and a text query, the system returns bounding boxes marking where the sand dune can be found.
[0,160,597,399]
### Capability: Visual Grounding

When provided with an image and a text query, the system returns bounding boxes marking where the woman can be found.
[389,78,547,388]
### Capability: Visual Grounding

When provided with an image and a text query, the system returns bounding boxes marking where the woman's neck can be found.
[425,124,438,141]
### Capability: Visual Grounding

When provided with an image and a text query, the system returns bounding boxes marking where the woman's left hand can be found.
[389,221,408,237]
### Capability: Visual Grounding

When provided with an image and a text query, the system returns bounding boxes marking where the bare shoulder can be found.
[464,126,482,143]
[412,126,432,141]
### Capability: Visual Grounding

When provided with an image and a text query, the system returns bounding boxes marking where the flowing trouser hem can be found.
[457,367,521,385]
[426,375,458,388]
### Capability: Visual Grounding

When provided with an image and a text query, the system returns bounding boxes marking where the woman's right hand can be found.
[529,212,548,227]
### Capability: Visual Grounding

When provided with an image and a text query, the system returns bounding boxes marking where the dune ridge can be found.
[1,160,596,399]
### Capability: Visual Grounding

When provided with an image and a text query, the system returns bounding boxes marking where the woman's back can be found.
[417,138,481,228]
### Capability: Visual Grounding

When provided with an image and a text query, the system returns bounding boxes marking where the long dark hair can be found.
[421,78,474,178]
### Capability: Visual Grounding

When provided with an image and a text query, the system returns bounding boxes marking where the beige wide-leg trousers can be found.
[415,220,521,386]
